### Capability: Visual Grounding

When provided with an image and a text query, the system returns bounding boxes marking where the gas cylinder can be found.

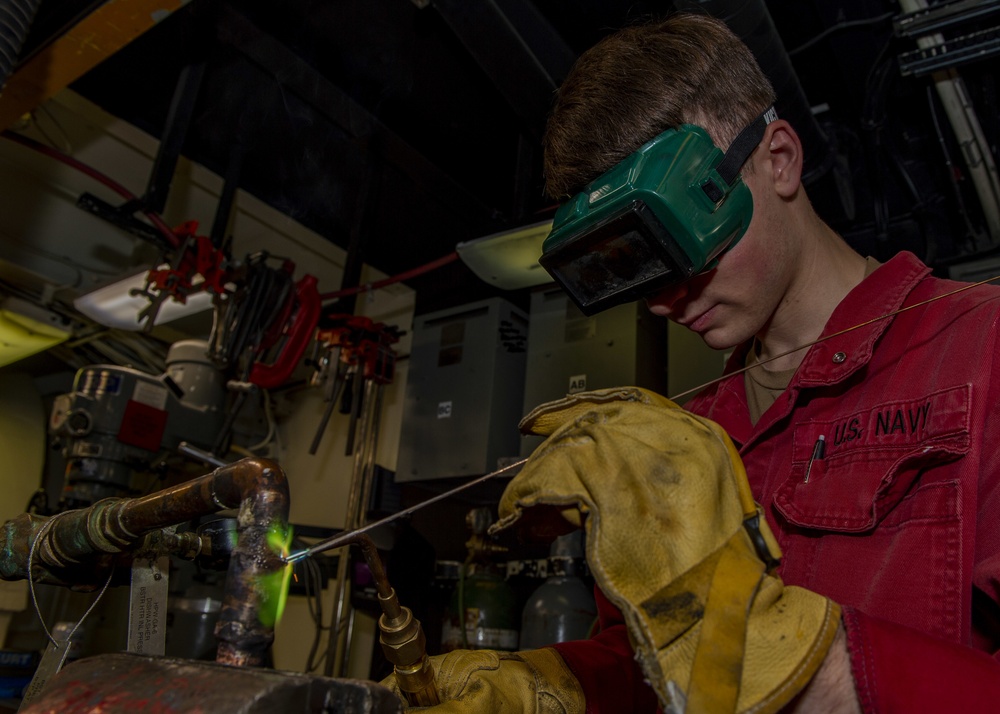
[519,532,597,649]
[441,564,519,652]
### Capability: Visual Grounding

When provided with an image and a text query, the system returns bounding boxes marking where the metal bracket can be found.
[76,192,174,251]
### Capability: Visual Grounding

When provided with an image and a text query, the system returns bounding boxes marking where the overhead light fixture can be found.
[456,220,554,290]
[0,297,71,367]
[73,270,215,331]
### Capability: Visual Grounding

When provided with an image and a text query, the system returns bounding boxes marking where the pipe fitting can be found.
[0,456,290,667]
[378,590,429,669]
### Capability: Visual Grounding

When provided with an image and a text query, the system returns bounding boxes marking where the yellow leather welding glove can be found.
[379,647,584,713]
[490,386,841,714]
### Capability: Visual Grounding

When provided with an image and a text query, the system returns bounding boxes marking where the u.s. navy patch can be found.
[794,383,971,461]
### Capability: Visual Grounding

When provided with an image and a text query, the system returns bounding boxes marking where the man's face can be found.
[643,167,794,350]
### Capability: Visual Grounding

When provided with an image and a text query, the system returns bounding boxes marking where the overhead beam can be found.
[0,0,190,130]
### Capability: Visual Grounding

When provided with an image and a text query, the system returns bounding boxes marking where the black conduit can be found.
[0,0,42,90]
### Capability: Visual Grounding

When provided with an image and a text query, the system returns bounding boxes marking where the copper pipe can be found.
[0,457,289,667]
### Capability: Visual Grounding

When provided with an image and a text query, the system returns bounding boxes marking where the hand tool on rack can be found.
[248,272,321,389]
[308,315,401,456]
[203,252,320,455]
[306,315,402,677]
[131,221,231,330]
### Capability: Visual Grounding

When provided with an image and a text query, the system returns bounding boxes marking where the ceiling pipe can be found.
[896,0,1000,245]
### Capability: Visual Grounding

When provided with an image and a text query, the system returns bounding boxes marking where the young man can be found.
[538,10,1000,713]
[384,12,1000,713]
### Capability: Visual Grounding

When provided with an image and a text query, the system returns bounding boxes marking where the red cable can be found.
[320,250,460,301]
[3,129,464,294]
[1,130,180,248]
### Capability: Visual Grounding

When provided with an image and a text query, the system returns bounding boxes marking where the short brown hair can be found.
[542,13,777,199]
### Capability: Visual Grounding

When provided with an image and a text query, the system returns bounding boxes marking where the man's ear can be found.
[761,119,802,198]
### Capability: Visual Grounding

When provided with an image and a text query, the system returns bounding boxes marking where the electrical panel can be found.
[519,287,725,457]
[396,298,528,482]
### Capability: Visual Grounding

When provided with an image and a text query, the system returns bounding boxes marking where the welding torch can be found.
[282,459,527,706]
[339,533,439,707]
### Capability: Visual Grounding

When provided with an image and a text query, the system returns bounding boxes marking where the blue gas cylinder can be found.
[519,532,597,649]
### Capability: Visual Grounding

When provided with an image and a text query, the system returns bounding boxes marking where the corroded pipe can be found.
[0,457,289,667]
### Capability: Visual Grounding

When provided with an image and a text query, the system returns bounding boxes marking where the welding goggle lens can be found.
[539,109,773,317]
[539,200,694,315]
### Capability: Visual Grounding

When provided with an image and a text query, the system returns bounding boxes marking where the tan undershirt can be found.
[744,256,881,424]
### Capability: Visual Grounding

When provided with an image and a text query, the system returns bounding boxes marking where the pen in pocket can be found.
[804,434,826,483]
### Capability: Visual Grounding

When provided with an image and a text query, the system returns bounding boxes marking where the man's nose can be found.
[645,282,689,315]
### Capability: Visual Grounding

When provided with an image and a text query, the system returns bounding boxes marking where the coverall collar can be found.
[717,250,932,444]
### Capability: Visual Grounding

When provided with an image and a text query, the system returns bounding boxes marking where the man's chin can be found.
[697,326,747,353]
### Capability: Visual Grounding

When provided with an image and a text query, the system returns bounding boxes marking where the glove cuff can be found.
[630,527,841,714]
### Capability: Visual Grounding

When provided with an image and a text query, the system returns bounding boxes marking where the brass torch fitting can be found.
[378,587,440,707]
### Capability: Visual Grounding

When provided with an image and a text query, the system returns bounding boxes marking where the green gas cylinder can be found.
[441,565,519,652]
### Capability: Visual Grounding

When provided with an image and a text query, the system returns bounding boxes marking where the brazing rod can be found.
[283,458,528,564]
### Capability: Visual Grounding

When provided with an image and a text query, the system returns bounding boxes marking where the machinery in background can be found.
[137,224,321,454]
[893,0,1000,245]
[48,339,227,508]
[385,281,720,493]
[519,287,725,457]
[396,297,528,483]
[25,231,332,679]
[0,89,419,708]
[32,214,416,688]
[25,239,341,689]
[48,225,327,508]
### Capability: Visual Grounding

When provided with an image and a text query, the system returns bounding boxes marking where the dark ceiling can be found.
[21,0,1000,315]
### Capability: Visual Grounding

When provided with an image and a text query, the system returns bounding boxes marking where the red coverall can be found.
[551,251,1000,712]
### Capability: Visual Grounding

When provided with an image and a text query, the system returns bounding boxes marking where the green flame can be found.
[258,522,293,628]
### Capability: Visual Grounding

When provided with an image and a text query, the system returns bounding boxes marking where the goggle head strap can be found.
[699,106,778,204]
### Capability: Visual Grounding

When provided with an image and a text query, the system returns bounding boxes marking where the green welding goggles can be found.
[539,107,777,316]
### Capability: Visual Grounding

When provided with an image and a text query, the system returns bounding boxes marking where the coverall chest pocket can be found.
[770,384,971,641]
